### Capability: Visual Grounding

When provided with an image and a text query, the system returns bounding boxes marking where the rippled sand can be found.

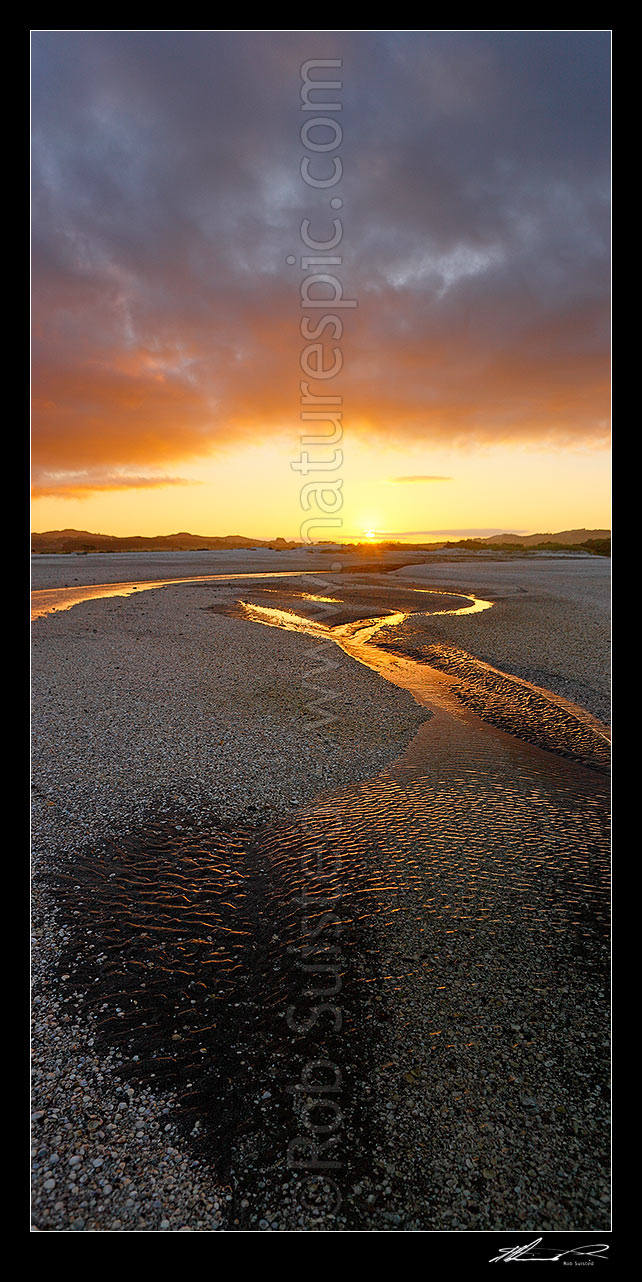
[50,657,609,1230]
[393,557,610,723]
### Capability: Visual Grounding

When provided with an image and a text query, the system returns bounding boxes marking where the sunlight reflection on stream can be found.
[237,588,493,648]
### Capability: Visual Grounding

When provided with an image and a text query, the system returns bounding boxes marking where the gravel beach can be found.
[31,553,610,1232]
[31,574,427,1231]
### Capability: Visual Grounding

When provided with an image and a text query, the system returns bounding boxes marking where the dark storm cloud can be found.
[31,31,610,493]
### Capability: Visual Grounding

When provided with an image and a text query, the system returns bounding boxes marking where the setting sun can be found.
[361,518,381,541]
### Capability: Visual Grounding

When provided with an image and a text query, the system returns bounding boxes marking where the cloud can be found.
[32,469,200,499]
[372,528,528,537]
[31,32,610,495]
[389,475,453,483]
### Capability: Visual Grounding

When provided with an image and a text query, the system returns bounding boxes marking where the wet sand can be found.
[392,558,610,723]
[31,547,420,590]
[31,553,610,1231]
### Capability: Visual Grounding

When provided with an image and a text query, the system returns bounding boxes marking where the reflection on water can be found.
[237,600,411,649]
[429,594,493,616]
[31,571,330,621]
[300,592,341,603]
[31,575,493,623]
[335,611,408,646]
[236,587,493,646]
[237,601,328,636]
[396,586,494,615]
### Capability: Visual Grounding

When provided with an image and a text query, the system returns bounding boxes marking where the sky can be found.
[31,31,611,541]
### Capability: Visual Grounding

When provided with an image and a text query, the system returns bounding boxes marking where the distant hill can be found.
[31,526,611,557]
[31,529,299,554]
[486,529,610,546]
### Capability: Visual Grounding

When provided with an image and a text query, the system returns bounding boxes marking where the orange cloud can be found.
[32,31,610,496]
